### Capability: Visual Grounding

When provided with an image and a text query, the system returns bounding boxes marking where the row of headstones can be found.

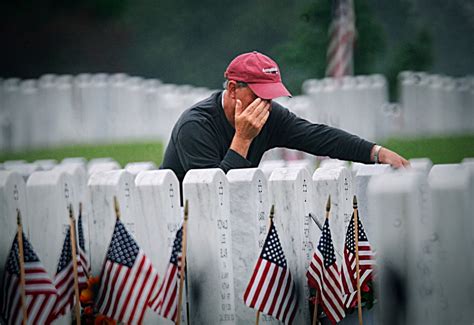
[1,157,473,324]
[302,72,474,141]
[0,74,214,152]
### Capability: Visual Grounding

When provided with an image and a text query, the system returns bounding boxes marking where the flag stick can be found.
[353,196,363,325]
[176,200,189,325]
[17,209,28,325]
[256,310,260,325]
[69,205,82,325]
[114,196,121,220]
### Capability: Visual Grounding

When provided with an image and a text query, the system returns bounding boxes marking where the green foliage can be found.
[0,142,164,167]
[278,0,386,93]
[386,28,434,99]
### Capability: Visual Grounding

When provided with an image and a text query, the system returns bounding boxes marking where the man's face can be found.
[233,82,271,111]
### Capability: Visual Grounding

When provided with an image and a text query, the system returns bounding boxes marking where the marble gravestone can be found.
[26,170,79,324]
[428,164,473,324]
[53,163,92,269]
[368,171,436,325]
[409,158,433,175]
[34,159,58,171]
[268,167,317,324]
[354,164,391,251]
[3,162,42,181]
[0,171,28,282]
[258,160,286,179]
[135,169,187,325]
[125,161,157,175]
[312,166,353,260]
[183,169,236,324]
[88,170,140,276]
[88,161,121,177]
[227,168,278,324]
[318,158,349,170]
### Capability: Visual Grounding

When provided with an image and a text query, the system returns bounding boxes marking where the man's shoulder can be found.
[172,91,221,135]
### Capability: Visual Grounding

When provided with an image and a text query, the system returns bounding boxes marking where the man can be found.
[161,51,409,182]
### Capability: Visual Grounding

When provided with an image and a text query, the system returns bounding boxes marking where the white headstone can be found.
[34,159,58,170]
[4,162,42,181]
[258,160,286,179]
[227,168,278,324]
[428,164,473,324]
[53,163,92,268]
[26,170,78,324]
[319,158,349,169]
[354,164,391,250]
[409,158,433,174]
[312,166,353,258]
[88,161,121,177]
[88,170,139,276]
[62,157,87,166]
[368,171,435,324]
[183,169,236,324]
[125,161,157,175]
[134,170,186,324]
[268,167,316,324]
[0,171,28,282]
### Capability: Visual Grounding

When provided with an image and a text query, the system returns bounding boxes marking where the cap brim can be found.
[248,82,292,100]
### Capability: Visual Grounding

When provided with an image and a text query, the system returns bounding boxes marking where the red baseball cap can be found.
[224,51,292,100]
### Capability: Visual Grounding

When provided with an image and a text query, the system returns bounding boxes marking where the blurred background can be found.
[0,0,473,166]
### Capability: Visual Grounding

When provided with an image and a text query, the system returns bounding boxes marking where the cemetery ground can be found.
[1,134,473,166]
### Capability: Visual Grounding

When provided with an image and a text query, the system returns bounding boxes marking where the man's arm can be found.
[272,106,409,167]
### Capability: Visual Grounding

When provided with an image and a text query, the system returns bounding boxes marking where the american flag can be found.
[1,232,58,325]
[96,219,159,324]
[341,212,375,309]
[77,210,90,277]
[307,218,345,324]
[149,226,183,322]
[326,0,356,78]
[50,225,88,320]
[243,220,297,324]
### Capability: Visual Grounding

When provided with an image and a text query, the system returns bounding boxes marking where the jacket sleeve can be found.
[175,120,252,173]
[271,106,375,163]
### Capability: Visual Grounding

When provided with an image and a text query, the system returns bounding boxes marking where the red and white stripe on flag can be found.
[307,218,345,324]
[96,220,159,324]
[243,221,297,325]
[341,212,375,309]
[1,233,58,325]
[149,226,183,322]
[326,0,356,78]
[50,226,88,320]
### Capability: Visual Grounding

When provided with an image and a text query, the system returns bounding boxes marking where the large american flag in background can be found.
[96,219,159,324]
[243,220,297,325]
[149,226,183,322]
[51,225,88,321]
[341,212,375,309]
[307,218,346,324]
[326,0,356,78]
[1,232,58,325]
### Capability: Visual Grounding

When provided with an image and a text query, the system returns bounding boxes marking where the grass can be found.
[382,134,474,164]
[1,134,473,167]
[0,141,164,167]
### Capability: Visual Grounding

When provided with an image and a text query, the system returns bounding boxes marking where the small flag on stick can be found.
[341,196,375,310]
[149,226,183,322]
[306,196,346,324]
[243,206,297,324]
[1,220,58,324]
[96,198,159,324]
[77,202,90,277]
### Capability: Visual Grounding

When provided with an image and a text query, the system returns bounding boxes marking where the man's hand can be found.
[230,98,270,158]
[375,146,410,169]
